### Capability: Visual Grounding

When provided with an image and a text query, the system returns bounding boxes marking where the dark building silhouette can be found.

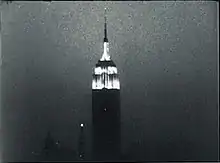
[92,8,121,161]
[78,123,85,160]
[43,131,56,156]
[33,131,78,161]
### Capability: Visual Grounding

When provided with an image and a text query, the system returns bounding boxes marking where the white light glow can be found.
[92,79,96,89]
[94,66,118,75]
[80,123,84,127]
[108,67,117,74]
[100,42,110,61]
[94,67,102,74]
[92,39,120,90]
[92,73,120,90]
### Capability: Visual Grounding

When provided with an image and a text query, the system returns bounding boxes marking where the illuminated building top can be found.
[92,8,120,90]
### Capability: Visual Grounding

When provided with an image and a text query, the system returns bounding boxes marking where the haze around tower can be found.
[0,1,218,161]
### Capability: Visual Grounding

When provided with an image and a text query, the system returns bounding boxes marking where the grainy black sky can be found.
[0,1,219,161]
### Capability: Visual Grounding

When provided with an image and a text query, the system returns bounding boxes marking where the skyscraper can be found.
[92,8,121,161]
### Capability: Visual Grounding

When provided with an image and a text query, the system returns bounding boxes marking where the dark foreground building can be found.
[92,9,121,161]
[31,125,86,162]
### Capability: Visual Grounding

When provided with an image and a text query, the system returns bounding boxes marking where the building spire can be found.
[104,8,108,42]
[100,7,110,61]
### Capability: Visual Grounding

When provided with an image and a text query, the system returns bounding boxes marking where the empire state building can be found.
[92,9,121,161]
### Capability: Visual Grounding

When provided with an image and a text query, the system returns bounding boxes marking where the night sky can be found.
[0,1,218,161]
